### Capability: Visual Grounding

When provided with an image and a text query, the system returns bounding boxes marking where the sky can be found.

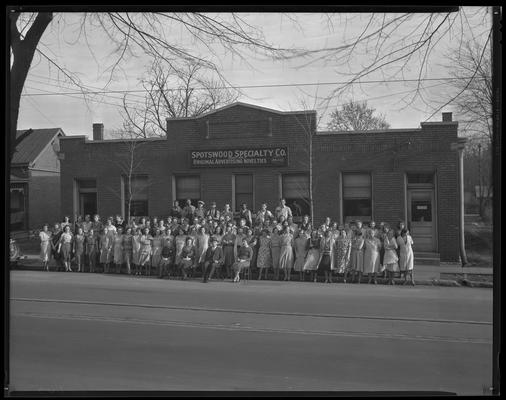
[16,8,492,139]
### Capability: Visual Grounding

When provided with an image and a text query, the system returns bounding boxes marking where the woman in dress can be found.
[398,229,415,285]
[270,225,282,281]
[58,225,74,272]
[73,227,85,272]
[122,227,133,275]
[39,224,52,271]
[363,228,381,284]
[51,223,63,271]
[293,228,310,282]
[317,229,335,283]
[61,215,72,231]
[174,229,188,276]
[112,227,124,274]
[278,225,295,281]
[150,228,164,276]
[85,228,98,273]
[245,227,258,273]
[221,225,236,280]
[334,227,352,283]
[99,228,113,273]
[138,227,153,276]
[195,226,210,278]
[232,237,253,283]
[350,229,365,283]
[131,228,142,276]
[383,227,399,285]
[303,230,321,282]
[256,229,272,280]
[179,236,196,280]
[213,225,224,245]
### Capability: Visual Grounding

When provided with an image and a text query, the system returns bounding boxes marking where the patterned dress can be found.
[334,235,351,273]
[74,234,85,258]
[138,234,153,266]
[132,234,141,265]
[256,235,272,270]
[383,236,399,272]
[122,234,133,263]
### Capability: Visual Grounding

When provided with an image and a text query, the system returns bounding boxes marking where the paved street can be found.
[8,271,492,394]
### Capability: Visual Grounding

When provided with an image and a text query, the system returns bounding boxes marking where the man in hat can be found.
[195,200,206,220]
[206,201,220,221]
[170,200,183,219]
[202,236,224,282]
[239,203,253,227]
[182,199,196,225]
[274,198,292,222]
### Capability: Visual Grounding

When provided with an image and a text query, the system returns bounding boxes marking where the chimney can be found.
[93,123,104,140]
[442,112,452,122]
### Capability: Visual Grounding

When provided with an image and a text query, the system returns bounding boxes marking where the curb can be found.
[11,264,491,288]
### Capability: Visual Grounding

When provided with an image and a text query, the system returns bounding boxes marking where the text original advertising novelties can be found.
[190,147,288,168]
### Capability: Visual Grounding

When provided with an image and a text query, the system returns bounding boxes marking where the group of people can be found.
[38,198,415,285]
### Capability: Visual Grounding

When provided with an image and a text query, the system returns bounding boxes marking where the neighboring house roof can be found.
[12,128,65,165]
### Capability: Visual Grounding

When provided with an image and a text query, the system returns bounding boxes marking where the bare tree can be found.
[326,100,390,131]
[122,59,239,138]
[447,39,492,143]
[9,11,297,160]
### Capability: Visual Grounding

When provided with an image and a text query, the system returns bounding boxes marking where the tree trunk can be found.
[10,12,53,161]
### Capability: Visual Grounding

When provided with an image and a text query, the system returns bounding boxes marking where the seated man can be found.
[202,236,224,282]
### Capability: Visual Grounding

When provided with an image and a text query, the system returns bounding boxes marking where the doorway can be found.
[407,188,436,252]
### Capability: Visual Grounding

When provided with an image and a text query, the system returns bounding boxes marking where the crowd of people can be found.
[38,198,415,285]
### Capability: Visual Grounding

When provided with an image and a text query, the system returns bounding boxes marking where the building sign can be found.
[190,147,288,168]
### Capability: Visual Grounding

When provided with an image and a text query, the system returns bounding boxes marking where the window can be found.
[407,173,434,185]
[234,174,253,211]
[10,183,27,230]
[342,173,372,223]
[282,174,310,218]
[176,176,200,207]
[77,179,97,217]
[124,175,148,217]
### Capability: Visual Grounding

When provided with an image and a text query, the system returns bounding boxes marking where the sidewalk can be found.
[12,254,492,288]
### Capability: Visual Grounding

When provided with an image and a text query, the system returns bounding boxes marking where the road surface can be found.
[8,271,493,394]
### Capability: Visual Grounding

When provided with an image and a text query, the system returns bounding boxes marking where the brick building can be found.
[59,103,465,262]
[10,128,65,230]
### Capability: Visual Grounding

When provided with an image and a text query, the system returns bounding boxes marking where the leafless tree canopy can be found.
[326,101,390,131]
[447,40,492,143]
[121,59,239,138]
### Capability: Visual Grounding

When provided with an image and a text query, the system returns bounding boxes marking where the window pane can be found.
[176,176,200,199]
[343,173,371,198]
[77,179,96,189]
[130,200,148,217]
[407,173,434,184]
[343,199,372,221]
[125,176,148,201]
[283,174,309,198]
[235,175,253,193]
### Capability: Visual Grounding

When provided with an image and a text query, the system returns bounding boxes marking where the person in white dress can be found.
[382,227,399,285]
[363,228,381,284]
[39,224,52,271]
[397,229,415,285]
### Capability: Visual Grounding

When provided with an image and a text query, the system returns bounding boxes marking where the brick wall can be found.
[59,105,461,261]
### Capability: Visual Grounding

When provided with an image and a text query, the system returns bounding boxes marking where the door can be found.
[407,189,436,252]
[80,192,97,216]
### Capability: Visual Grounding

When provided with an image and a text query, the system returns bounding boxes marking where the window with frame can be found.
[124,175,149,217]
[342,173,372,223]
[234,174,253,212]
[176,176,201,207]
[282,174,310,218]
